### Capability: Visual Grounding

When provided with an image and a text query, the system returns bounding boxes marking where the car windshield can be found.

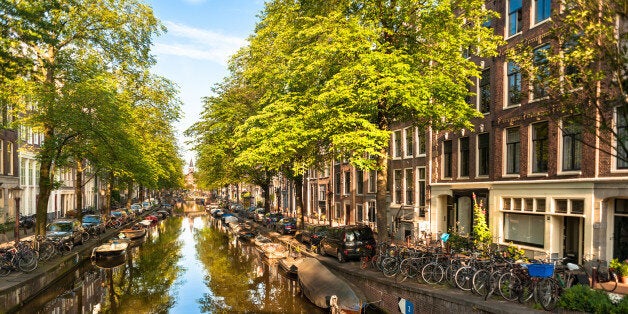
[351,228,374,241]
[48,223,72,232]
[82,216,99,223]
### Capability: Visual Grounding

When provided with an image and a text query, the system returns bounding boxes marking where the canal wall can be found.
[0,233,114,312]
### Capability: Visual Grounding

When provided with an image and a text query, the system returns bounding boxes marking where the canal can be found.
[14,205,325,313]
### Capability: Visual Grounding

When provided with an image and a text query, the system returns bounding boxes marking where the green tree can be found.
[0,0,163,235]
[472,193,491,255]
[221,0,503,241]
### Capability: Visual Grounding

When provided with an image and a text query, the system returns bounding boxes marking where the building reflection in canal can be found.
[15,205,323,313]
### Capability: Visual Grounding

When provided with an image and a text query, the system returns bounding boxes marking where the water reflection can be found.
[16,204,324,313]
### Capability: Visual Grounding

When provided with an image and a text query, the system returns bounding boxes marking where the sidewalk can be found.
[0,227,36,248]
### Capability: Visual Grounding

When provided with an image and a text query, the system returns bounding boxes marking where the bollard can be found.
[591,267,597,288]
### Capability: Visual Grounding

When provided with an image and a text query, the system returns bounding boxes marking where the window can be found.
[506,128,520,174]
[394,169,403,204]
[334,171,341,194]
[562,117,582,171]
[479,69,491,113]
[508,0,523,36]
[343,171,351,195]
[20,159,25,185]
[368,170,377,193]
[405,127,414,157]
[504,213,545,247]
[356,169,364,195]
[535,0,551,24]
[555,198,585,214]
[405,168,413,205]
[318,184,326,201]
[356,204,364,222]
[418,167,426,217]
[532,122,549,173]
[532,44,550,99]
[0,140,3,174]
[7,142,13,175]
[393,130,402,158]
[443,140,453,178]
[418,131,427,155]
[617,105,628,169]
[368,201,376,222]
[507,62,522,106]
[459,137,469,177]
[478,133,489,176]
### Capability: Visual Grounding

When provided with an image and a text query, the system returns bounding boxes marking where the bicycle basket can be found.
[527,263,554,278]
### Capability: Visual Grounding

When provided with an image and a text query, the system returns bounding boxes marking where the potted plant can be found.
[609,258,628,283]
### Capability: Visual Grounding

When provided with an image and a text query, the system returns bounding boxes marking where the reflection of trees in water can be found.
[101,217,184,313]
[195,221,321,313]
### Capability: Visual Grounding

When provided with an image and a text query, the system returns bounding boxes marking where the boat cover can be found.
[297,257,364,312]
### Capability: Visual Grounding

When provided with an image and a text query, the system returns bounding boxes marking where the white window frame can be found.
[7,142,13,175]
[404,127,414,158]
[417,167,426,217]
[393,169,403,204]
[476,133,490,178]
[458,137,470,178]
[558,117,582,175]
[393,129,403,159]
[0,139,4,174]
[504,127,521,177]
[506,0,523,38]
[529,121,549,175]
[613,105,628,172]
[443,140,453,179]
[417,131,427,156]
[532,0,551,26]
[404,167,414,206]
[505,61,522,108]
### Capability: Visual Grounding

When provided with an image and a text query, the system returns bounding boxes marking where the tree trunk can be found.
[127,180,134,208]
[75,159,84,222]
[106,171,113,215]
[293,175,304,229]
[375,150,389,242]
[35,128,55,236]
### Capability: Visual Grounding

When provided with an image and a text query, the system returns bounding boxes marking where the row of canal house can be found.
[303,0,628,263]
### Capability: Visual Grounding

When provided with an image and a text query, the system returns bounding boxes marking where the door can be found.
[563,217,582,263]
[614,199,628,261]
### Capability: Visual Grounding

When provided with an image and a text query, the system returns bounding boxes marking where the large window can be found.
[459,137,469,177]
[418,167,426,217]
[532,44,550,99]
[368,200,376,223]
[535,0,551,24]
[418,131,427,156]
[368,170,377,193]
[356,204,363,222]
[504,213,545,247]
[478,133,490,176]
[508,0,523,36]
[479,68,491,113]
[7,142,12,175]
[507,62,522,106]
[562,117,582,171]
[405,127,414,157]
[532,122,549,173]
[343,171,351,195]
[443,140,453,178]
[617,105,628,169]
[356,169,364,194]
[393,130,402,158]
[318,184,326,201]
[506,128,520,174]
[394,169,403,204]
[334,171,341,194]
[405,168,414,205]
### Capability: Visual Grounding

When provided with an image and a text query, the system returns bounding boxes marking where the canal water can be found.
[14,204,326,313]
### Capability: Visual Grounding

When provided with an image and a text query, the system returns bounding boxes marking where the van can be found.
[317,225,376,262]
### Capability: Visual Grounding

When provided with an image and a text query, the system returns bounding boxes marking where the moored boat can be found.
[91,240,128,260]
[257,242,288,259]
[297,257,365,313]
[278,256,304,278]
[121,224,147,239]
[92,254,126,268]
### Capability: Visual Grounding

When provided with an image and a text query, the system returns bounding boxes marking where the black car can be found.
[264,213,283,227]
[82,215,106,234]
[318,225,376,263]
[274,218,297,235]
[300,225,329,247]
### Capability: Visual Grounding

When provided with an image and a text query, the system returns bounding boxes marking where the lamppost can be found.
[9,186,23,245]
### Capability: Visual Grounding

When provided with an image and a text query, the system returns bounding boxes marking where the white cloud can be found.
[155,21,248,65]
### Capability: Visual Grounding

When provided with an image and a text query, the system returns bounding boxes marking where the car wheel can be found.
[337,250,345,263]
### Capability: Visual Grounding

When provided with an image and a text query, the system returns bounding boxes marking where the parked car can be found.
[131,203,143,214]
[264,213,283,227]
[46,219,85,245]
[317,225,376,263]
[300,225,330,247]
[274,218,297,235]
[82,215,106,234]
[141,201,151,211]
[110,210,129,223]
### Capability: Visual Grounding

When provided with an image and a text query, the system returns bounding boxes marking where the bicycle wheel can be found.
[371,254,381,271]
[422,263,444,284]
[535,277,559,311]
[472,269,490,296]
[39,242,55,261]
[445,264,460,287]
[598,271,618,292]
[18,251,38,272]
[399,259,418,282]
[498,272,521,301]
[381,257,400,278]
[454,266,474,291]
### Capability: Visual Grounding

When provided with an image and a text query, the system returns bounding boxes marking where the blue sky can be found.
[147,0,266,166]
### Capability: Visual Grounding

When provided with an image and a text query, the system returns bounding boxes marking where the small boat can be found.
[278,256,304,278]
[258,242,288,259]
[297,257,365,313]
[92,254,126,269]
[91,240,128,260]
[254,234,272,247]
[121,224,147,240]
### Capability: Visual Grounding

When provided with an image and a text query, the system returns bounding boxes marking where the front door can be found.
[563,217,582,263]
[614,199,628,261]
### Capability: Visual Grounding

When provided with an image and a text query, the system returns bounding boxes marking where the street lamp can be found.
[9,186,23,245]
